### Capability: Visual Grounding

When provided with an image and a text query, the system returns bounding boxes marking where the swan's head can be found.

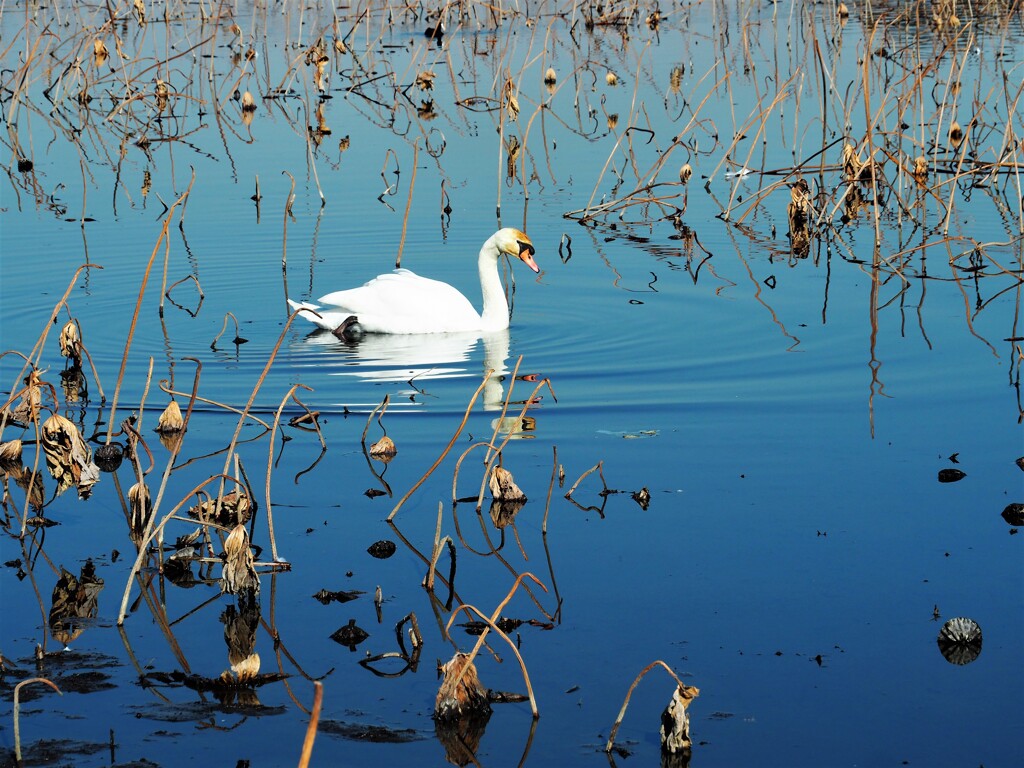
[494,228,539,273]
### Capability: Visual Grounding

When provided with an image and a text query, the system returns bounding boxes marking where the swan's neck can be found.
[478,237,510,331]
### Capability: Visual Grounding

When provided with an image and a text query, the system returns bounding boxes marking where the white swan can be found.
[287,228,538,335]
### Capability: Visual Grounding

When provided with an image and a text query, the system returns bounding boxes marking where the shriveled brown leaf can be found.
[489,466,526,502]
[221,523,259,595]
[660,684,700,753]
[128,482,151,533]
[435,652,490,720]
[5,370,43,425]
[155,400,184,434]
[0,439,23,472]
[93,38,109,66]
[189,491,251,526]
[415,70,437,90]
[58,321,82,362]
[41,413,99,498]
[369,435,397,461]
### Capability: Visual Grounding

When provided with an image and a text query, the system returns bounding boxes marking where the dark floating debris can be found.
[631,487,651,510]
[937,617,982,665]
[367,540,397,559]
[937,468,966,483]
[93,443,123,472]
[313,588,364,605]
[331,619,369,651]
[364,488,387,499]
[318,720,424,743]
[458,617,524,636]
[1000,503,1024,527]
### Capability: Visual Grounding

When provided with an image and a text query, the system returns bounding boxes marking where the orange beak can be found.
[518,240,539,273]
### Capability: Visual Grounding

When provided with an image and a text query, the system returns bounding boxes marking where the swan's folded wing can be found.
[316,270,481,333]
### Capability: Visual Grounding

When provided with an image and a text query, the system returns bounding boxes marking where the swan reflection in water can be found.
[294,328,536,436]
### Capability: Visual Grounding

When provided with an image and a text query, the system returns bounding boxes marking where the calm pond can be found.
[1,1,1022,766]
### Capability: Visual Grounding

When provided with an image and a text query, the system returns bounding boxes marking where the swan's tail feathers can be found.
[287,299,350,332]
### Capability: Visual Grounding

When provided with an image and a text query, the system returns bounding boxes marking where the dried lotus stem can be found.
[297,681,323,768]
[605,660,698,754]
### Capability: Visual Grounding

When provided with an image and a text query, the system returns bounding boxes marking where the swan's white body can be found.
[288,228,538,334]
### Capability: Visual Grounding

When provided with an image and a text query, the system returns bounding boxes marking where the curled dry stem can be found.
[604,660,690,754]
[443,571,548,719]
[14,677,63,763]
[265,383,315,564]
[387,369,493,522]
[106,176,195,445]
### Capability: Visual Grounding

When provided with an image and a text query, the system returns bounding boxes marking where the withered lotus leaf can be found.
[369,435,397,460]
[660,684,700,754]
[41,413,99,498]
[190,491,251,526]
[367,540,397,559]
[937,617,982,665]
[6,370,43,425]
[435,652,490,721]
[938,468,966,483]
[58,320,82,362]
[632,487,651,510]
[155,400,184,434]
[221,523,259,595]
[94,443,123,472]
[0,439,23,471]
[93,38,109,66]
[128,482,152,532]
[489,466,526,502]
[1000,503,1024,527]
